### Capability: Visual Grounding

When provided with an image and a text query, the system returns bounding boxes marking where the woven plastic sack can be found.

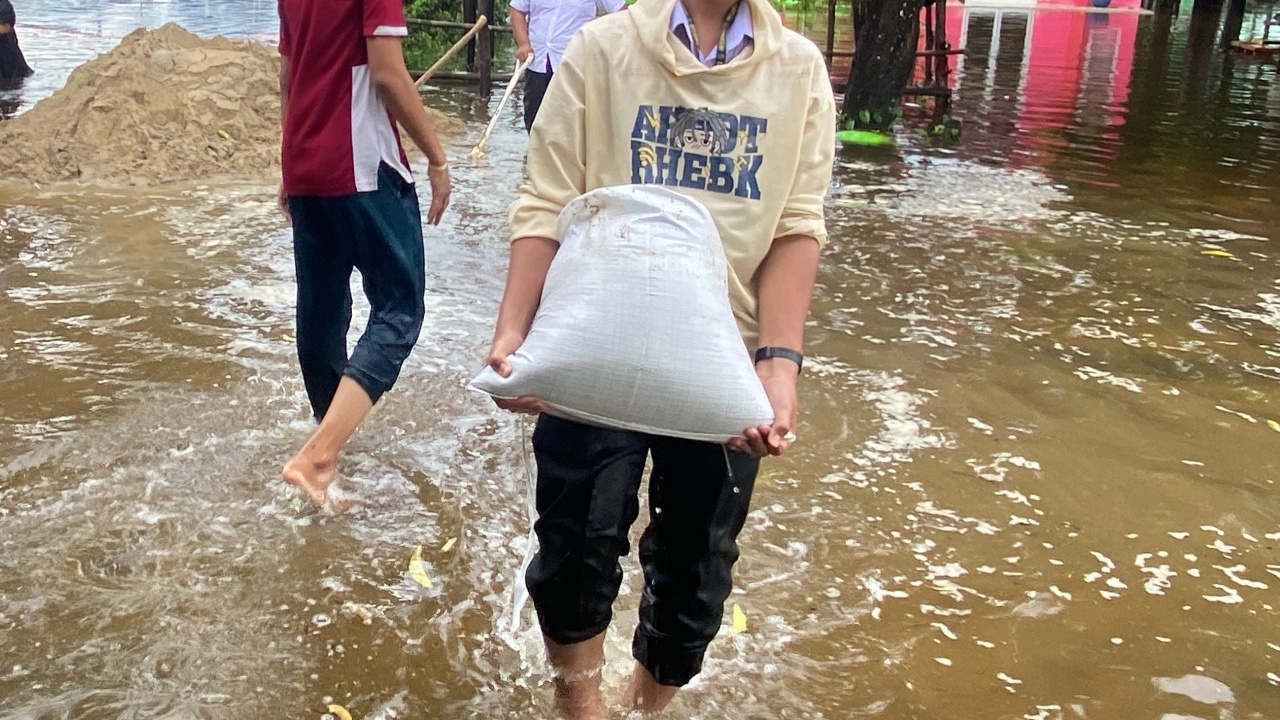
[470,185,773,442]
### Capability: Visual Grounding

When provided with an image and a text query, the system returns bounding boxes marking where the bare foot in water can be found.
[553,679,608,720]
[281,378,375,514]
[282,453,335,507]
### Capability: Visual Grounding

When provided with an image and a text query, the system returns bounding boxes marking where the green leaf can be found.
[858,109,871,125]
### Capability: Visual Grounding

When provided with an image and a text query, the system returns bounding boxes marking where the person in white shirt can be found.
[509,0,626,131]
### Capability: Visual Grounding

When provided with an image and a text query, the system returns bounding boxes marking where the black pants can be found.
[287,163,425,419]
[525,414,760,687]
[0,29,34,81]
[522,67,553,132]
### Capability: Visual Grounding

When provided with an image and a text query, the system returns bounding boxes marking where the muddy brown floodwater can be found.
[2,2,1280,719]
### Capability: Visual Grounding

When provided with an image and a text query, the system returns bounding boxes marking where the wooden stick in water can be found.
[415,15,489,88]
[470,57,532,161]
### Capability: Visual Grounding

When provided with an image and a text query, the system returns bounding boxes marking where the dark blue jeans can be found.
[287,163,425,419]
[526,414,761,687]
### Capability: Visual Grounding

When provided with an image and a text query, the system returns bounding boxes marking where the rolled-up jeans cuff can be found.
[342,366,388,406]
[631,632,707,687]
[537,612,612,647]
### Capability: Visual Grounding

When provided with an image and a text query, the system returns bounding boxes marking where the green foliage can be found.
[767,0,862,20]
[402,0,514,73]
[841,104,899,133]
[767,0,862,14]
[770,0,819,17]
[401,28,464,73]
[404,0,460,19]
[928,115,963,144]
[404,0,510,20]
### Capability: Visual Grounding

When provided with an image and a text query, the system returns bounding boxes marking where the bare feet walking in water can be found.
[546,634,610,720]
[281,377,371,509]
[484,0,831,708]
[276,0,451,509]
[282,452,336,507]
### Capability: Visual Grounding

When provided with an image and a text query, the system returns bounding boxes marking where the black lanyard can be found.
[683,1,740,66]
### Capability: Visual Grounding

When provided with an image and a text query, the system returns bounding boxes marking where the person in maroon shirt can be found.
[277,0,451,508]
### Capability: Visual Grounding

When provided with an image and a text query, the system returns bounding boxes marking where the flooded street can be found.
[2,1,1280,719]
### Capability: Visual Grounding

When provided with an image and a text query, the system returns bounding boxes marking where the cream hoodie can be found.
[508,0,836,347]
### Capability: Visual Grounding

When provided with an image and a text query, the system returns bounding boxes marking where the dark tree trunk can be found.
[1220,0,1246,50]
[840,0,927,131]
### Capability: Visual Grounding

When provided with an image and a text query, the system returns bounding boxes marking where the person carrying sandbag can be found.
[481,0,835,714]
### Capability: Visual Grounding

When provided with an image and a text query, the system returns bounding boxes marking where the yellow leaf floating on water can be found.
[731,603,747,634]
[1201,249,1235,258]
[1268,419,1280,433]
[408,545,432,588]
[441,537,457,553]
[327,705,352,720]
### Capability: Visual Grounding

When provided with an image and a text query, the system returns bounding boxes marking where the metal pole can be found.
[477,0,494,95]
[924,1,935,84]
[825,0,837,71]
[464,0,478,70]
[936,0,949,104]
[1221,0,1246,51]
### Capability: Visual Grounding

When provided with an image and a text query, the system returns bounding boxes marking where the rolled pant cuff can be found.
[537,612,612,647]
[631,632,706,687]
[343,366,389,406]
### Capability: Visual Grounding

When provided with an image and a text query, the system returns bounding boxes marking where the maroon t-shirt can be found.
[278,0,414,197]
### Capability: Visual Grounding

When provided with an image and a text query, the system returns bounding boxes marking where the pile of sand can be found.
[0,24,463,186]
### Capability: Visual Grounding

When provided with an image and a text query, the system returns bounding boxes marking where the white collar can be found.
[669,1,753,65]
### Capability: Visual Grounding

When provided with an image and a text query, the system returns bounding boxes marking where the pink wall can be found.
[921,0,1142,170]
[1023,3,1140,131]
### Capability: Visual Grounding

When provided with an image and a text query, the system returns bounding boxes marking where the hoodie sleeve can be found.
[773,54,835,246]
[507,36,589,243]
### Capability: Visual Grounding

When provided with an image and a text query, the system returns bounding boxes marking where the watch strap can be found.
[754,346,804,373]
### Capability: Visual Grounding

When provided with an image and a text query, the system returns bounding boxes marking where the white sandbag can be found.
[470,185,773,442]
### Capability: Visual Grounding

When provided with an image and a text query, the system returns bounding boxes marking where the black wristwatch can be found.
[754,346,804,374]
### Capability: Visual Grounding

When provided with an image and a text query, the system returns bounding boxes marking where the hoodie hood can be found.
[629,0,786,76]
